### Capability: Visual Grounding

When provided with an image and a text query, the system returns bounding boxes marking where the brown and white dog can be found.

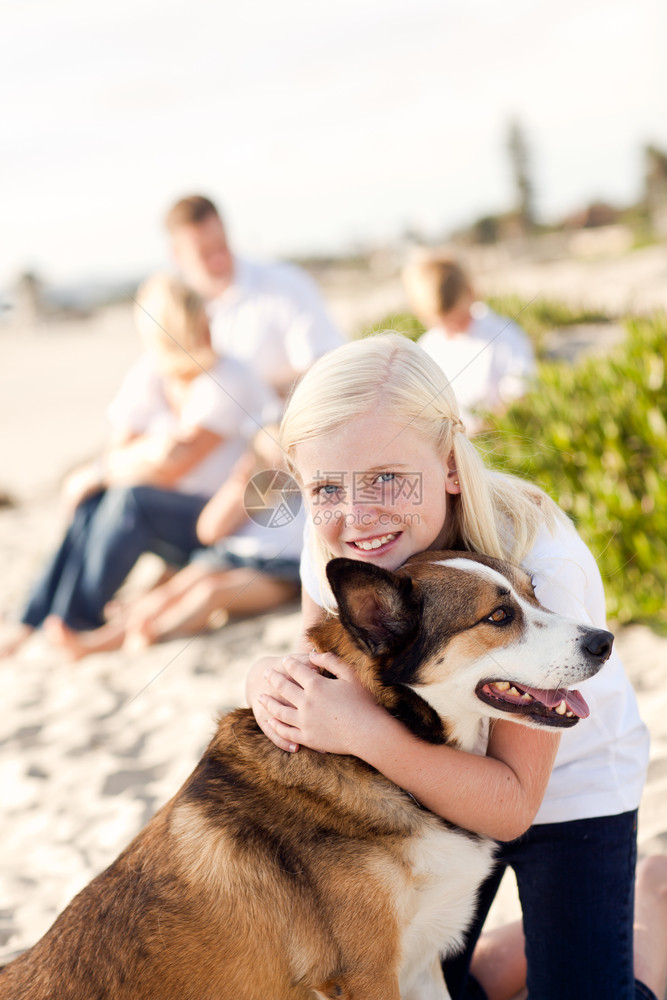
[0,551,612,1000]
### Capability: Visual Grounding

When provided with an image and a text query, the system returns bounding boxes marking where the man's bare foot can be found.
[45,615,128,659]
[0,621,34,658]
[123,607,230,650]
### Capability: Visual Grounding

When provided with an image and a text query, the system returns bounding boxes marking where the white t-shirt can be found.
[207,257,344,389]
[220,505,306,563]
[299,516,649,825]
[108,355,279,498]
[418,303,536,432]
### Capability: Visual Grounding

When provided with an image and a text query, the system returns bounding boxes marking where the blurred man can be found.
[165,195,344,399]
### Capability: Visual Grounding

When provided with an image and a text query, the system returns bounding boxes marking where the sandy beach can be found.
[1,247,666,981]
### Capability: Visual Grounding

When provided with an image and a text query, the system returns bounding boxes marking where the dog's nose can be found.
[583,628,614,661]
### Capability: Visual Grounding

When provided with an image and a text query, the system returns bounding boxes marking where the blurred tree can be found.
[644,144,667,238]
[472,215,500,244]
[507,119,536,234]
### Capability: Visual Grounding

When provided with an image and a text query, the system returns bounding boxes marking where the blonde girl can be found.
[246,333,667,1000]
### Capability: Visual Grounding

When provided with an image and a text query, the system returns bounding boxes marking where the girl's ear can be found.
[445,470,461,495]
[445,452,461,494]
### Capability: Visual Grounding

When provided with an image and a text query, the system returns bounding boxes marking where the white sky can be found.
[2,0,666,285]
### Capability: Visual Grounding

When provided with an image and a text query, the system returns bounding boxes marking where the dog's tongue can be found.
[523,686,590,719]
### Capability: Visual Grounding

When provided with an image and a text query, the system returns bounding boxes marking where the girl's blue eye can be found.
[316,484,339,495]
[376,472,395,483]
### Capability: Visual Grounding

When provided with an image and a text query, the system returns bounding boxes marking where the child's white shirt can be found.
[299,516,649,824]
[418,303,536,432]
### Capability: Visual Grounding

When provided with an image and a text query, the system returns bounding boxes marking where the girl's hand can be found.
[246,653,313,752]
[259,650,385,756]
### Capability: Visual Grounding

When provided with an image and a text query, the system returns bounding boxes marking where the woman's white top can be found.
[300,516,649,825]
[108,355,278,498]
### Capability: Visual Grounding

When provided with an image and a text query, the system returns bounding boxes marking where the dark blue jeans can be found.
[443,810,657,1000]
[21,487,209,631]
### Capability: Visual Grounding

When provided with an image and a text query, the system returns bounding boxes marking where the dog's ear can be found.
[326,558,419,655]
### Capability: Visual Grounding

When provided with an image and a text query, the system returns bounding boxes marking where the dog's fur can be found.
[0,551,612,1000]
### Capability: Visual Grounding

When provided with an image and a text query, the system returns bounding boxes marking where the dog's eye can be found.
[487,607,512,624]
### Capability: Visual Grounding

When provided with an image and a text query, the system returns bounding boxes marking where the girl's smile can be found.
[294,410,460,572]
[348,530,399,553]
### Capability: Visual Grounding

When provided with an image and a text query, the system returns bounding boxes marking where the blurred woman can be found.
[2,273,275,655]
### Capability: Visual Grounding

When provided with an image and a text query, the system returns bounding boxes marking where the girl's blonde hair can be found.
[134,273,217,378]
[280,333,563,598]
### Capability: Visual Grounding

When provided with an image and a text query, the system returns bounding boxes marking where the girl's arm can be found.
[260,650,560,842]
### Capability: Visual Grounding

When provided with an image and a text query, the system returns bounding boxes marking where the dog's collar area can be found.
[476,679,589,728]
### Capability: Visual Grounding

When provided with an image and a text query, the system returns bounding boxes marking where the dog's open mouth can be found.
[476,679,589,728]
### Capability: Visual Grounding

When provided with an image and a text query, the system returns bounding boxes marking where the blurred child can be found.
[1,274,275,656]
[402,255,536,434]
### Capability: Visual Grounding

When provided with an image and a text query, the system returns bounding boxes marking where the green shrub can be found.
[484,295,612,358]
[359,301,665,624]
[357,311,425,342]
[359,297,611,357]
[480,312,667,626]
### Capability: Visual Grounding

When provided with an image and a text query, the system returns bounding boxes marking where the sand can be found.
[1,249,666,981]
